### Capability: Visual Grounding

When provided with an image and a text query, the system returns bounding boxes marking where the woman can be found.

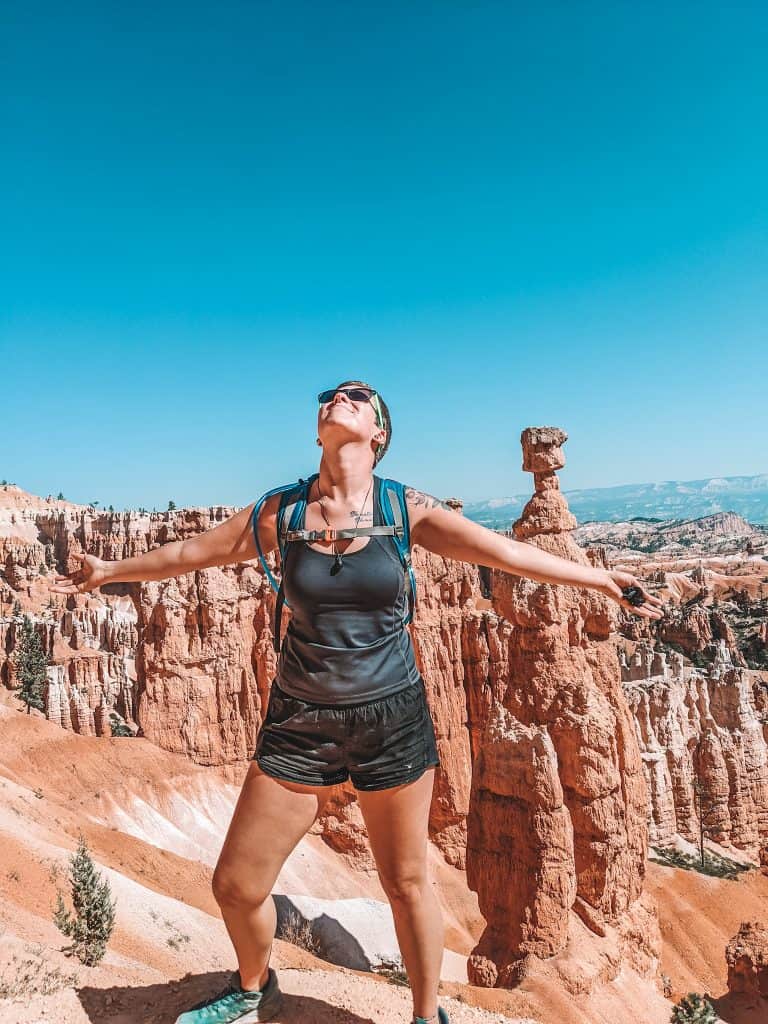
[51,379,664,1024]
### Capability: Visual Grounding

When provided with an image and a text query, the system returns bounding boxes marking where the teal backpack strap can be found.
[251,475,318,652]
[272,474,318,652]
[251,480,300,594]
[276,473,318,567]
[379,476,418,625]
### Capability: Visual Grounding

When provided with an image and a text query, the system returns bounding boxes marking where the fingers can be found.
[48,561,92,595]
[636,605,663,620]
[614,571,666,612]
[619,598,663,620]
[48,582,82,595]
[632,580,664,607]
[611,576,665,619]
[629,591,664,612]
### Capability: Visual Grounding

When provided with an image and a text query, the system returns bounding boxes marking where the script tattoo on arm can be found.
[404,486,453,512]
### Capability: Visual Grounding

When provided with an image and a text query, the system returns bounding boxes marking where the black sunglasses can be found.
[317,387,376,404]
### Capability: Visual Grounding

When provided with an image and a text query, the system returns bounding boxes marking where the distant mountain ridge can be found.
[462,473,768,529]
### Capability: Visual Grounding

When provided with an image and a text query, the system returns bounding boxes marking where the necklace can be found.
[314,477,374,576]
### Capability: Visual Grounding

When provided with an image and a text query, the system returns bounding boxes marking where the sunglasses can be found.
[318,386,375,404]
[317,387,386,430]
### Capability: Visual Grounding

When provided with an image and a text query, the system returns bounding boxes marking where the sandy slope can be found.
[646,858,768,1021]
[2,687,767,1023]
[0,692,530,1023]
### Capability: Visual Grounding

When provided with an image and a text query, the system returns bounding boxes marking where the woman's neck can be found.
[316,447,375,506]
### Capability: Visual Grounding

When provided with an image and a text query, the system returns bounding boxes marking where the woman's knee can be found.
[379,868,430,904]
[212,863,273,907]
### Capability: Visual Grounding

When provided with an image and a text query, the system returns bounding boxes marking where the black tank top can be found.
[275,474,422,704]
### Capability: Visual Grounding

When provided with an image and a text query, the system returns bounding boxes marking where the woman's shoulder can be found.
[252,477,310,527]
[398,483,455,532]
[256,474,316,505]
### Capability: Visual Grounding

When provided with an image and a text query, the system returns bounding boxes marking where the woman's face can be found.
[317,382,384,456]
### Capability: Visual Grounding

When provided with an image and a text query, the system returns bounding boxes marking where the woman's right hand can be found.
[49,552,113,595]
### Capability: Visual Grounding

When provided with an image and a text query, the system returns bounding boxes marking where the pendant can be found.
[331,552,343,576]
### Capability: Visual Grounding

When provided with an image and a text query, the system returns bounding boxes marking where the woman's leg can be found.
[212,761,336,990]
[355,767,443,1021]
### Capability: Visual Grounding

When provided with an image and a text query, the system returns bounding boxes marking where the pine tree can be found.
[12,599,21,618]
[109,712,133,737]
[53,833,116,966]
[14,616,47,715]
[671,992,717,1023]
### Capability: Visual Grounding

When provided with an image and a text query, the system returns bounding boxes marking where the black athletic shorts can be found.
[253,677,440,791]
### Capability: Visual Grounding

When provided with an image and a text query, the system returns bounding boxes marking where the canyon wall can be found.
[623,641,768,862]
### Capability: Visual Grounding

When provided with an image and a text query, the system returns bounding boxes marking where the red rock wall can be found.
[624,648,768,859]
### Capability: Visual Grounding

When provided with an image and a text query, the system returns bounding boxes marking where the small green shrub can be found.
[671,991,717,1022]
[52,833,116,966]
[651,845,752,880]
[109,712,133,737]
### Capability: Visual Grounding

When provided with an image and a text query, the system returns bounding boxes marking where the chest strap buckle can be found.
[284,527,340,542]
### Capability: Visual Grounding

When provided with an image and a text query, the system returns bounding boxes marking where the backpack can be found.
[251,472,417,652]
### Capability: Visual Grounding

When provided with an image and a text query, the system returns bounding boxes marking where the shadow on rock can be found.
[76,970,378,1023]
[710,989,768,1022]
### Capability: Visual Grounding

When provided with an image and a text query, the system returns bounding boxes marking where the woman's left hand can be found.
[598,569,666,620]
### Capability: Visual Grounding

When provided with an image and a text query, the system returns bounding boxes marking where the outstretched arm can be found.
[405,485,665,620]
[49,493,280,594]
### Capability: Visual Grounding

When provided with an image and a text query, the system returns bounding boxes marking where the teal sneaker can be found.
[414,1009,449,1024]
[415,1007,450,1024]
[174,966,283,1023]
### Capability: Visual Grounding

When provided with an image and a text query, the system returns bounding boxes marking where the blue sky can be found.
[2,2,766,509]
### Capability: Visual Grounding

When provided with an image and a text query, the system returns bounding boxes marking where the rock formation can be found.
[657,603,747,667]
[725,920,768,998]
[462,426,658,989]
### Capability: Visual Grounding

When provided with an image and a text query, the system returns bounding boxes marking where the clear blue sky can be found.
[3,2,766,509]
